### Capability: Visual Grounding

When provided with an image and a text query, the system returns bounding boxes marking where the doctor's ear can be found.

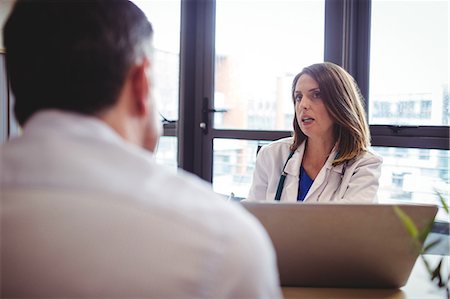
[129,59,152,116]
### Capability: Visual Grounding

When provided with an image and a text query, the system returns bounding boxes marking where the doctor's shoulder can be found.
[345,148,383,171]
[257,137,293,159]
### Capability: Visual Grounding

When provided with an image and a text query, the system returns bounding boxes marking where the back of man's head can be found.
[4,0,153,126]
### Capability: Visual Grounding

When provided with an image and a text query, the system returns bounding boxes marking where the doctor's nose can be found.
[298,97,311,110]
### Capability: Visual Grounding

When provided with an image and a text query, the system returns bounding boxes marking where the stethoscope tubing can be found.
[274,151,347,201]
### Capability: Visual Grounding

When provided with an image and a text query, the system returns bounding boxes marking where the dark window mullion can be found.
[370,125,450,150]
[325,0,371,113]
[347,0,371,108]
[178,0,204,175]
[324,0,345,65]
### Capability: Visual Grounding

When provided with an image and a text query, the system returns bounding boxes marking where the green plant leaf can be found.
[395,204,450,292]
[419,220,435,244]
[394,206,419,239]
[423,239,442,253]
[421,255,434,277]
[434,188,449,214]
[431,258,443,281]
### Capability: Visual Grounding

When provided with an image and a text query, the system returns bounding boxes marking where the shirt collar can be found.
[23,109,155,160]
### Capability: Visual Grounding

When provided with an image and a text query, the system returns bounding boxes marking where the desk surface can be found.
[282,255,448,299]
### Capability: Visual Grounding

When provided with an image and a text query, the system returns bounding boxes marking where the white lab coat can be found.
[1,110,282,298]
[247,137,382,203]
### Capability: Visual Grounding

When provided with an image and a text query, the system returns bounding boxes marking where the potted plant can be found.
[394,191,449,299]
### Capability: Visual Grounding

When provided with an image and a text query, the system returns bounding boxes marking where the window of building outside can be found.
[132,0,180,171]
[369,0,449,222]
[212,0,325,198]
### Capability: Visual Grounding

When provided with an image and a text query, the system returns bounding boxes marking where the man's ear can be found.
[130,59,151,116]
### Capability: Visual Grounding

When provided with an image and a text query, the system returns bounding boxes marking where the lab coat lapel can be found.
[281,143,304,202]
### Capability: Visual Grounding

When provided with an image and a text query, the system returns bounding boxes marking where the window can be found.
[210,0,325,194]
[155,136,178,171]
[369,0,449,221]
[369,0,449,126]
[213,139,270,199]
[373,146,449,222]
[177,0,449,224]
[214,0,325,130]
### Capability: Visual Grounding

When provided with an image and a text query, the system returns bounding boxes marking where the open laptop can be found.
[241,202,438,288]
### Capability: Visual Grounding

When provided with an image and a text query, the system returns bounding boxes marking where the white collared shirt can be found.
[1,110,282,298]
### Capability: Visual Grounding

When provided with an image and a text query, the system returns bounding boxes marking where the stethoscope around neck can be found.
[274,151,295,201]
[274,151,347,201]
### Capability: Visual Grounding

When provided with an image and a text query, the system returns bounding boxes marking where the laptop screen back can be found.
[242,202,438,288]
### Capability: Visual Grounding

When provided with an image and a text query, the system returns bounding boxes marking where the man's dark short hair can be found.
[4,0,153,125]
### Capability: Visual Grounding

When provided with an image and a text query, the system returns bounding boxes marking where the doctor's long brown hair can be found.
[290,62,371,166]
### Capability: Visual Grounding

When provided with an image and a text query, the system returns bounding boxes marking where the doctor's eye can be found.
[312,90,321,99]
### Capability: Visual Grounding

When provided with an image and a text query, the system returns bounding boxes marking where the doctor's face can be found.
[294,74,335,141]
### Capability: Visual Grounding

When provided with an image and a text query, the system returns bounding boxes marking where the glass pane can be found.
[213,139,271,199]
[214,0,325,130]
[132,0,180,121]
[155,136,178,171]
[369,1,449,126]
[214,140,450,224]
[372,146,449,223]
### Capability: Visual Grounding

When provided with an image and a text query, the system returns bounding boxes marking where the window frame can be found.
[177,0,449,183]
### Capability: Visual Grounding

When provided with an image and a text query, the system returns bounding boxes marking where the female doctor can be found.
[247,62,382,203]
